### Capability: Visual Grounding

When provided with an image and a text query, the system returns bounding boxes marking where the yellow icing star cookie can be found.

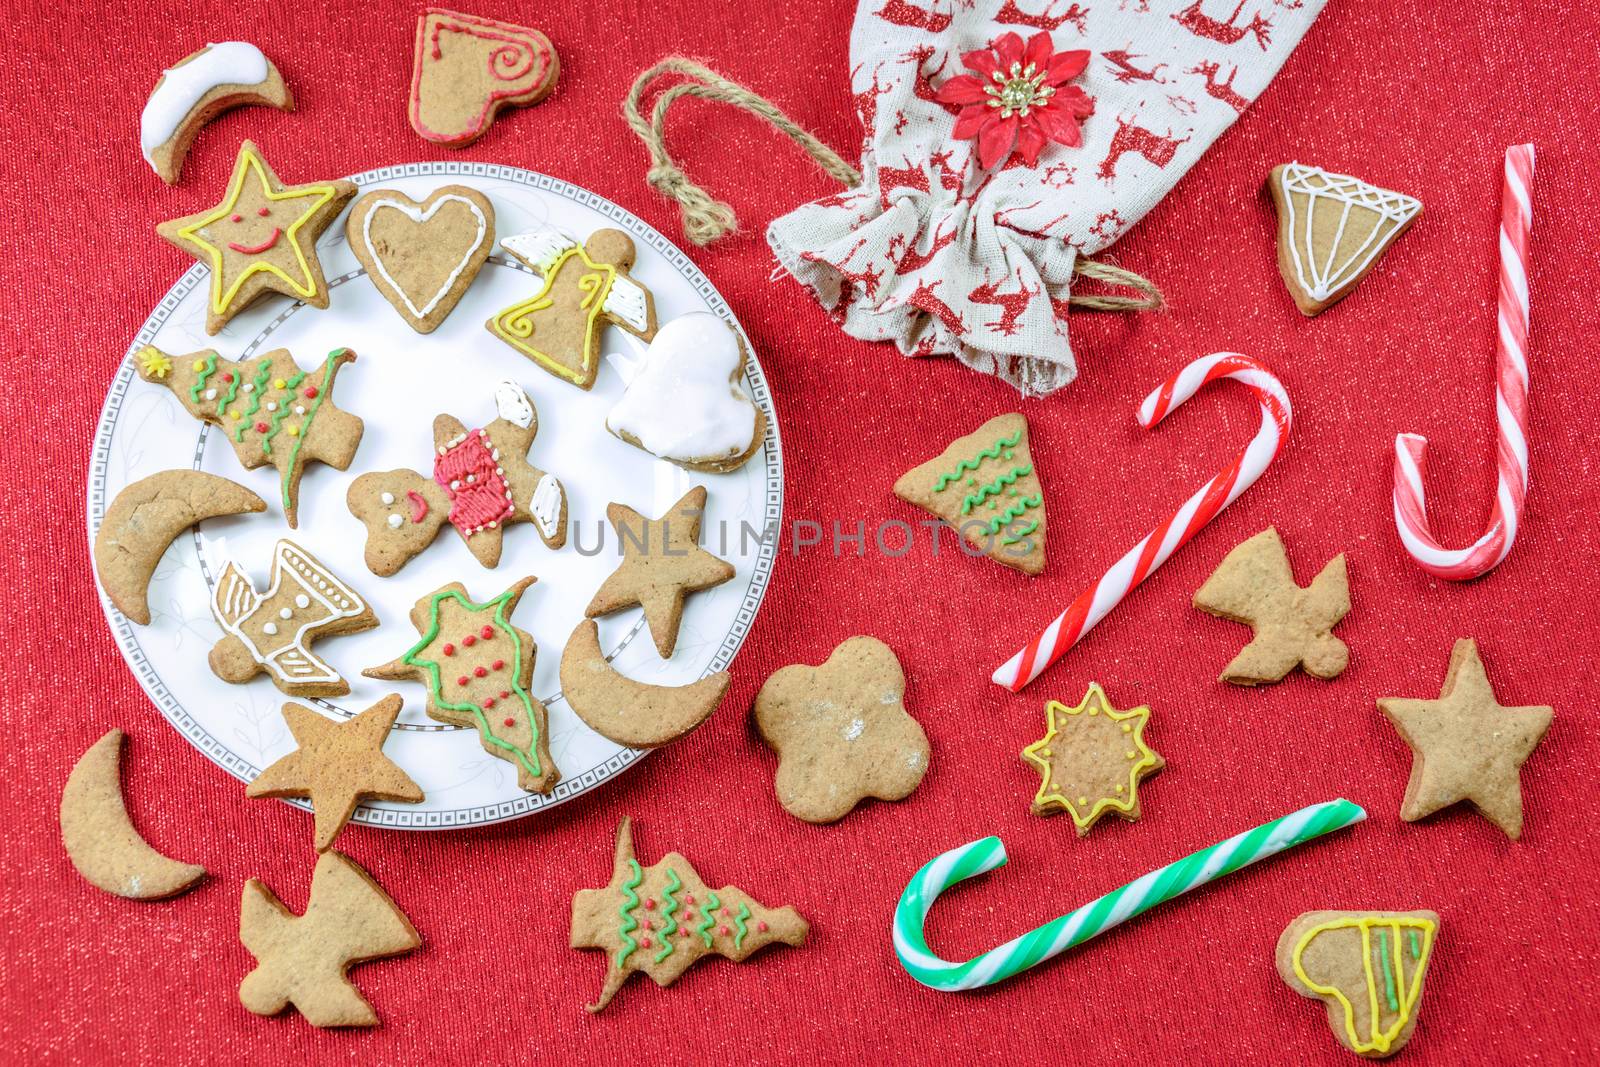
[1021,683,1162,833]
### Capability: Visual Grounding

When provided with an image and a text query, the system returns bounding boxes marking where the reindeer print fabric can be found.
[766,0,1326,396]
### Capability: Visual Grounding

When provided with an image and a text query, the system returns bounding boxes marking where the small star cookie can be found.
[1021,683,1163,833]
[246,696,423,852]
[585,486,735,658]
[156,140,356,334]
[1377,639,1552,840]
[1192,526,1350,685]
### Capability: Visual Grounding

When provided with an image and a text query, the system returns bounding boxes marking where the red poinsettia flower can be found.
[936,31,1095,170]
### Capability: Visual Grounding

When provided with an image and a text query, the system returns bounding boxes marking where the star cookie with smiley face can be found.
[157,140,356,334]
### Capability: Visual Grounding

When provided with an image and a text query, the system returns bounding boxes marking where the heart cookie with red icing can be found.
[408,9,559,147]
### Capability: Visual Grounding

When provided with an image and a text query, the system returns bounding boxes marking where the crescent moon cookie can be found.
[559,619,731,747]
[894,412,1046,575]
[571,817,809,1013]
[140,42,293,185]
[1277,910,1440,1058]
[489,227,657,389]
[365,577,559,795]
[94,470,265,625]
[61,729,206,900]
[1020,683,1163,833]
[346,185,495,333]
[1268,164,1422,316]
[156,140,356,334]
[409,8,559,147]
[753,637,930,824]
[133,345,363,528]
[209,540,378,698]
[607,313,766,473]
[347,380,566,576]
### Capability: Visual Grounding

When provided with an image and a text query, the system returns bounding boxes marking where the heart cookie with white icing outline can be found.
[347,185,495,333]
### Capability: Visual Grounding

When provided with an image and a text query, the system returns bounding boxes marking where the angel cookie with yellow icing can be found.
[487,227,656,389]
[157,140,356,334]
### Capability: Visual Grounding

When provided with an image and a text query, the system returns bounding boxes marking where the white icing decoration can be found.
[294,594,310,608]
[501,228,576,273]
[262,622,278,635]
[294,405,306,415]
[602,275,650,333]
[380,491,395,505]
[278,607,292,620]
[607,313,759,463]
[139,43,271,168]
[387,514,403,528]
[361,193,489,319]
[530,474,563,539]
[266,401,277,411]
[1277,163,1422,302]
[208,541,368,688]
[204,388,217,400]
[493,380,534,428]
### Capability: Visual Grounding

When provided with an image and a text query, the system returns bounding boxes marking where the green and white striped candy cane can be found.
[894,798,1366,991]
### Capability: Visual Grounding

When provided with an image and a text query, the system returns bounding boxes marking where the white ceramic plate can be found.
[88,162,782,829]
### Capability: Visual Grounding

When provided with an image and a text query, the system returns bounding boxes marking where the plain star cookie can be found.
[240,851,420,1028]
[134,345,363,527]
[140,43,293,184]
[346,185,494,333]
[156,140,356,334]
[209,539,377,698]
[753,636,930,824]
[348,380,567,575]
[1268,163,1422,316]
[1377,639,1552,840]
[246,697,423,852]
[607,312,765,473]
[366,577,559,795]
[409,8,559,147]
[1277,910,1440,1058]
[571,817,809,1013]
[585,486,734,658]
[1020,683,1163,832]
[894,412,1046,575]
[1192,526,1350,685]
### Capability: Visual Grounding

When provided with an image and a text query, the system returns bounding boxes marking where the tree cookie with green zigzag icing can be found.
[894,412,1046,574]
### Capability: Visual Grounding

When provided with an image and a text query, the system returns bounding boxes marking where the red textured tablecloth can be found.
[5,2,1597,1062]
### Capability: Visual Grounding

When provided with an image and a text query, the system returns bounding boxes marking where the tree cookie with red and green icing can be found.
[155,140,355,334]
[366,576,558,795]
[347,380,567,576]
[571,816,808,1013]
[893,412,1046,575]
[134,345,362,528]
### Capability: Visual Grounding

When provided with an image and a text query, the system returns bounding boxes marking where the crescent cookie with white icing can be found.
[140,42,294,185]
[607,313,766,473]
[346,185,495,333]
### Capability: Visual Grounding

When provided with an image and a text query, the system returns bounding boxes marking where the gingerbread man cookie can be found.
[156,140,355,334]
[348,380,566,576]
[1020,683,1163,833]
[210,540,377,698]
[134,345,362,528]
[366,577,559,795]
[488,227,656,389]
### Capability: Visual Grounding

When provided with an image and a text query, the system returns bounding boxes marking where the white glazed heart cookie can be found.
[606,313,765,473]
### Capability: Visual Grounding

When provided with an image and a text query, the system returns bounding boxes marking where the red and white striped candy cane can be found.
[992,353,1292,693]
[1392,144,1536,581]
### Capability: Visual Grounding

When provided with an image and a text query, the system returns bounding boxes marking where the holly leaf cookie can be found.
[240,851,420,1028]
[246,696,423,853]
[409,8,559,147]
[894,412,1046,574]
[366,577,559,795]
[1277,910,1439,1058]
[753,636,930,824]
[1020,683,1163,833]
[347,380,567,576]
[209,539,377,698]
[571,816,809,1013]
[1268,163,1422,316]
[156,140,356,334]
[584,486,735,659]
[488,227,657,389]
[133,345,363,528]
[1192,526,1350,685]
[346,185,494,333]
[1377,639,1552,840]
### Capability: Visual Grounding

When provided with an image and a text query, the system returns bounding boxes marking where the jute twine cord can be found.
[623,56,1162,312]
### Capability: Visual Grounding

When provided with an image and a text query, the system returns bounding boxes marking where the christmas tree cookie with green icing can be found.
[134,345,363,528]
[365,576,558,794]
[894,412,1046,574]
[571,816,809,1012]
